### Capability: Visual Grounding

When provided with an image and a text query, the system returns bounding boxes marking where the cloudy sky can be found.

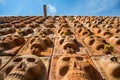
[0,0,120,16]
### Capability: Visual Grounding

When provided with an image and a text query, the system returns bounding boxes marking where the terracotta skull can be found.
[59,28,73,36]
[28,35,53,55]
[59,36,78,53]
[56,55,89,80]
[4,55,45,80]
[37,28,53,35]
[100,55,120,79]
[0,35,25,53]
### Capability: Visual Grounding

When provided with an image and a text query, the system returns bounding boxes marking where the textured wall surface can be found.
[0,16,120,80]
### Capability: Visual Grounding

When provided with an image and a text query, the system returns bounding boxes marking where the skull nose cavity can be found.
[70,61,79,69]
[17,62,26,71]
[31,43,45,50]
[74,62,77,68]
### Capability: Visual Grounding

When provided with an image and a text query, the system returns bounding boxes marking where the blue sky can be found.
[0,0,120,16]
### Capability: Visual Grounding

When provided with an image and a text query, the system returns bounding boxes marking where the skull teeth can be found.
[8,73,25,79]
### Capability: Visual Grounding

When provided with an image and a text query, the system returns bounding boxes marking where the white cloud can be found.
[48,4,57,14]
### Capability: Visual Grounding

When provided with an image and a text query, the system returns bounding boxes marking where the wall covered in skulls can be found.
[0,16,120,80]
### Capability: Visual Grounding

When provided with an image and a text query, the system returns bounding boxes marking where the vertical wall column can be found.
[43,5,47,17]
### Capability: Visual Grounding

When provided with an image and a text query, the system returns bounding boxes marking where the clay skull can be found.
[4,55,45,80]
[29,35,53,55]
[56,55,89,80]
[0,35,25,53]
[37,28,53,35]
[58,28,73,36]
[100,55,120,79]
[59,36,78,53]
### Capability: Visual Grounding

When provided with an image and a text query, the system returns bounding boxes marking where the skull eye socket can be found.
[89,39,95,45]
[96,44,104,50]
[13,58,22,62]
[59,39,64,45]
[110,57,117,62]
[97,30,101,33]
[30,39,35,44]
[59,66,69,76]
[82,31,88,35]
[34,36,39,38]
[27,58,36,62]
[62,57,70,61]
[78,28,82,33]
